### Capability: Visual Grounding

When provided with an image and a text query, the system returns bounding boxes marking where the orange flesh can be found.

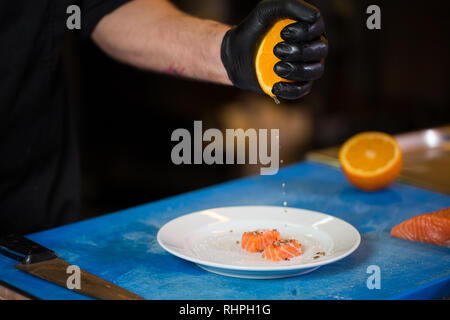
[345,139,396,171]
[339,132,403,191]
[255,19,295,97]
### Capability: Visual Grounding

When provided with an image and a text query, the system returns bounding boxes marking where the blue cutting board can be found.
[1,161,449,300]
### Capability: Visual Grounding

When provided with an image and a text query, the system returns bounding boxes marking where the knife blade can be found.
[0,235,144,300]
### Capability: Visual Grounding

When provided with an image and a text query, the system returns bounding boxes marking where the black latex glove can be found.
[221,0,328,100]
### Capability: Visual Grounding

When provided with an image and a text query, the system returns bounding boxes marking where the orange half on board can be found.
[255,19,295,97]
[339,132,403,191]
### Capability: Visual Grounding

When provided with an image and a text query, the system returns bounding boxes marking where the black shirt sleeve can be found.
[80,0,131,38]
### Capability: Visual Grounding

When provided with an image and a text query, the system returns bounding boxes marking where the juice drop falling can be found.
[273,96,280,104]
[281,183,287,212]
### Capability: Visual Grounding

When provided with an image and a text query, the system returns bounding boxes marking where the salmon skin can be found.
[390,207,450,247]
[241,229,280,253]
[262,239,303,261]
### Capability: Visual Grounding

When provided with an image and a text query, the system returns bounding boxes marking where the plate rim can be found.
[157,205,361,272]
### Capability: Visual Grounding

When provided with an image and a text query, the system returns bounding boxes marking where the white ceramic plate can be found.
[157,206,360,279]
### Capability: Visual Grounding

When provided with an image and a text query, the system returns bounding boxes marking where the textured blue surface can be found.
[1,161,449,300]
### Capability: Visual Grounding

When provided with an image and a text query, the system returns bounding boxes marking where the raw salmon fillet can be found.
[241,229,280,253]
[390,207,450,247]
[262,239,303,261]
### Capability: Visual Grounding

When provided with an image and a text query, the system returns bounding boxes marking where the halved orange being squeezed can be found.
[339,132,403,191]
[255,19,295,97]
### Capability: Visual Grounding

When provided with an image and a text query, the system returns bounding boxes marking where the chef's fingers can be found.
[272,81,313,100]
[274,60,324,82]
[274,36,328,62]
[281,18,325,42]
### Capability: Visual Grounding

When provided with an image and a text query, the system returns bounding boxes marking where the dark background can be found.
[62,0,450,219]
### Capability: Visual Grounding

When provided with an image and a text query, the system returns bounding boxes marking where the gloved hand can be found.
[221,0,328,100]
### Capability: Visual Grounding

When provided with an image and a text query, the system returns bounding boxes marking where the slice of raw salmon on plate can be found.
[241,229,280,253]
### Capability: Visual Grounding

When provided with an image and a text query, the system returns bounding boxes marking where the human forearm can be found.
[92,0,328,100]
[92,0,232,85]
